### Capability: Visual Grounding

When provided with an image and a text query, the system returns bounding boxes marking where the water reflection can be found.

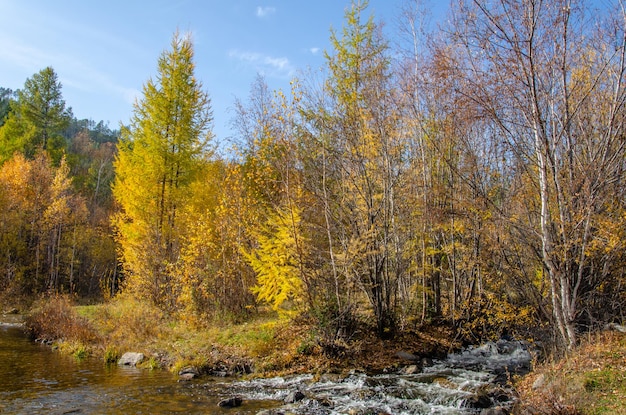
[0,323,278,414]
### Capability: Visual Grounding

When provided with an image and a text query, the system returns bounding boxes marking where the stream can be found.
[0,315,531,414]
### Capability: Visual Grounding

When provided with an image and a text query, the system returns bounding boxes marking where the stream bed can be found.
[0,316,531,414]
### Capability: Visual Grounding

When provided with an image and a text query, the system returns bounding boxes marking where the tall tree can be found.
[0,87,13,127]
[300,0,407,338]
[112,32,213,308]
[448,0,626,349]
[0,68,72,163]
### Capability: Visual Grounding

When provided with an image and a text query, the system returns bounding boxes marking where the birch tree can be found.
[449,0,626,349]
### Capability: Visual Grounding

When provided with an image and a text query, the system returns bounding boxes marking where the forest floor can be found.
[514,330,626,415]
[13,294,626,414]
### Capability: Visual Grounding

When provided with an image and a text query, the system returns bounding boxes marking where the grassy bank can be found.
[23,294,454,378]
[515,331,626,415]
[21,295,626,414]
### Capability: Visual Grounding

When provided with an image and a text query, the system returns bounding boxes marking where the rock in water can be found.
[178,373,195,382]
[284,390,306,403]
[217,396,243,408]
[178,366,200,378]
[117,352,144,366]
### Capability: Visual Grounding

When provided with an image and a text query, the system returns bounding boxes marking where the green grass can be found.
[581,368,626,414]
[27,294,316,377]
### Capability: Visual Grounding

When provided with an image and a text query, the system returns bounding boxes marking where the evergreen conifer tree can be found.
[112,32,213,308]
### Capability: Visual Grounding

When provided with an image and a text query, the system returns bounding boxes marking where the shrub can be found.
[25,294,99,344]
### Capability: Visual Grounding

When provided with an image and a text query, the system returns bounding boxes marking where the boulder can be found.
[403,364,420,375]
[178,366,200,380]
[217,396,242,408]
[284,390,306,403]
[117,352,144,366]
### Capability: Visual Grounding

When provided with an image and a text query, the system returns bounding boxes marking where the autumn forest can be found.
[1,0,625,355]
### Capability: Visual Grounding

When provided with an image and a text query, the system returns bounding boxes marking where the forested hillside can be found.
[1,0,625,354]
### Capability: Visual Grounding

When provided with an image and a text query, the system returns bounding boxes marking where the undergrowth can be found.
[25,294,99,345]
[24,294,455,379]
[515,331,626,415]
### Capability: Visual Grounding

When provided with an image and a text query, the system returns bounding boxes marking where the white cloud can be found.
[256,6,276,18]
[309,47,320,55]
[229,49,294,78]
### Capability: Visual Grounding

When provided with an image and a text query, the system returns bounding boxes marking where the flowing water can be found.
[0,316,532,414]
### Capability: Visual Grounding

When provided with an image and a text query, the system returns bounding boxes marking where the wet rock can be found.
[178,366,200,380]
[178,373,195,382]
[421,357,434,367]
[447,340,532,378]
[496,340,516,354]
[117,352,144,366]
[217,396,243,408]
[315,397,333,407]
[403,364,420,375]
[284,390,306,403]
[463,393,493,409]
[433,377,457,389]
[349,388,375,400]
[464,385,516,411]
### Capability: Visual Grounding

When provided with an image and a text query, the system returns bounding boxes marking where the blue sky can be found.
[2,0,448,143]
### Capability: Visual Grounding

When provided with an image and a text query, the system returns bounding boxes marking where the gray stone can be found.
[117,352,144,366]
[178,366,200,377]
[217,396,242,408]
[284,390,306,403]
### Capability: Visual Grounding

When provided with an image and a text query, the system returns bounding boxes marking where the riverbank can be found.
[16,295,626,414]
[21,295,457,378]
[514,330,626,415]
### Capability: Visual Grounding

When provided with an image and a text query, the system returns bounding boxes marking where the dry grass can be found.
[70,295,310,374]
[25,294,100,358]
[515,331,626,415]
[26,295,457,379]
